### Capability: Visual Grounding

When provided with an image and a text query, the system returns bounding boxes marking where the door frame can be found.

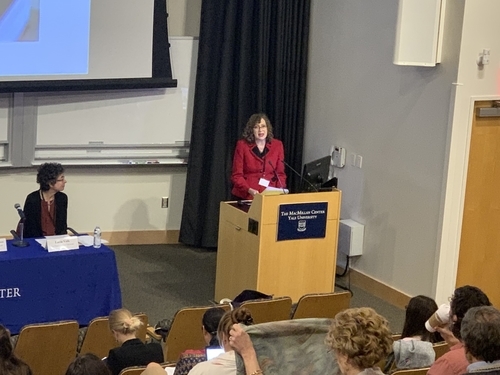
[435,94,500,302]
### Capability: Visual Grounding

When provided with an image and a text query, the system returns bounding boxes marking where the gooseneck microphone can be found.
[14,203,26,220]
[281,160,319,192]
[13,203,29,247]
[268,160,286,194]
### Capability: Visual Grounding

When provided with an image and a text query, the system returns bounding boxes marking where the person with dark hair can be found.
[173,307,226,375]
[428,285,491,375]
[385,295,438,372]
[0,324,32,375]
[106,308,163,375]
[188,307,254,375]
[231,113,287,200]
[65,353,111,375]
[461,305,500,374]
[23,162,68,238]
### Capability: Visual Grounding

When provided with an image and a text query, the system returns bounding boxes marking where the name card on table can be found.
[0,238,6,251]
[46,236,79,252]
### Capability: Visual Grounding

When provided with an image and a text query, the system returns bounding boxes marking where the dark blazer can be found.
[106,338,164,375]
[22,190,68,238]
[231,138,287,200]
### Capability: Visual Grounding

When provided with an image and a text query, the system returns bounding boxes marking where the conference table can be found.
[0,238,122,334]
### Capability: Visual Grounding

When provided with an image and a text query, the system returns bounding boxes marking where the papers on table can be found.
[35,235,109,250]
[262,186,289,195]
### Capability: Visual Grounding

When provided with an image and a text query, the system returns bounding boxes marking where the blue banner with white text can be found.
[277,202,328,241]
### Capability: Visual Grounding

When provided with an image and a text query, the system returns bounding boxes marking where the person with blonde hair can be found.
[106,308,163,375]
[188,307,254,375]
[326,307,393,375]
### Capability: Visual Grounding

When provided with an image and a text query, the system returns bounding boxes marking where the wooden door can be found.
[456,100,500,307]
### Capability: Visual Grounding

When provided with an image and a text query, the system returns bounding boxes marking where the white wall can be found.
[0,0,202,237]
[436,0,500,302]
[0,166,186,235]
[305,0,464,297]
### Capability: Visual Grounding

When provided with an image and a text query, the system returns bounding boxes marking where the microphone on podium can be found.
[268,160,286,194]
[13,203,29,247]
[281,160,319,192]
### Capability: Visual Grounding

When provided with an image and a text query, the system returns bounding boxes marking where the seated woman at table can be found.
[231,113,287,200]
[0,324,33,375]
[106,308,164,375]
[23,162,68,238]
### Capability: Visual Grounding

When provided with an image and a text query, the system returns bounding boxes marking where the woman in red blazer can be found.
[231,113,287,200]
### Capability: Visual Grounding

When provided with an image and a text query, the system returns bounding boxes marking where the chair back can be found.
[164,305,230,362]
[15,320,79,375]
[79,316,117,358]
[80,312,149,358]
[433,341,450,360]
[391,368,431,375]
[235,318,338,375]
[291,292,351,319]
[240,296,293,323]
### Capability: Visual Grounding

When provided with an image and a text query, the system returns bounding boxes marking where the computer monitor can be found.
[300,155,336,192]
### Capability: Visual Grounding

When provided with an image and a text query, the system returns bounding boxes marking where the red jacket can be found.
[231,139,287,200]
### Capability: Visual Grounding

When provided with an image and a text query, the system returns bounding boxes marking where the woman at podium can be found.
[231,113,287,200]
[23,162,68,238]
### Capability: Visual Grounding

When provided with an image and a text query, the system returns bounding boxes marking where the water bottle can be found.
[93,226,102,248]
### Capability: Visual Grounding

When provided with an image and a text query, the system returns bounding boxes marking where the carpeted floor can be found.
[111,244,405,332]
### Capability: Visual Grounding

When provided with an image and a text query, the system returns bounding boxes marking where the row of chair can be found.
[154,291,351,361]
[11,291,351,375]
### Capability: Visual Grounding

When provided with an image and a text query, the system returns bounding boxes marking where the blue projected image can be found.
[0,0,91,76]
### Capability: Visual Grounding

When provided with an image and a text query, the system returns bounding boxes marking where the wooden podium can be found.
[215,190,341,302]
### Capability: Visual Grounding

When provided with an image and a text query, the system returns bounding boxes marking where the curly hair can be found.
[450,285,490,339]
[461,306,500,363]
[241,113,274,143]
[65,353,111,375]
[325,307,393,370]
[108,308,143,335]
[401,295,438,342]
[217,306,253,345]
[36,163,64,191]
[0,325,32,375]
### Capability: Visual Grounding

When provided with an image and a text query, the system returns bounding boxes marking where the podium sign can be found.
[277,202,328,241]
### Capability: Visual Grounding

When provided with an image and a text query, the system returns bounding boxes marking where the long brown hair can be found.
[0,325,32,375]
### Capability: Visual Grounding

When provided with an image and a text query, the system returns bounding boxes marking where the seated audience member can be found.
[229,307,393,375]
[106,308,164,375]
[65,353,111,375]
[188,307,254,375]
[461,306,500,374]
[23,162,68,238]
[427,285,491,375]
[0,325,32,375]
[385,295,438,372]
[174,307,226,375]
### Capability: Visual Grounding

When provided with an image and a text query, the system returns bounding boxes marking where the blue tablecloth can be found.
[0,238,122,334]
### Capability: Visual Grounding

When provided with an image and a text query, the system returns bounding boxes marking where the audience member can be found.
[174,307,226,375]
[0,325,32,375]
[106,308,164,375]
[188,307,254,375]
[229,307,393,375]
[141,362,169,375]
[65,353,111,375]
[427,285,491,375]
[461,305,500,374]
[23,162,68,238]
[386,295,438,372]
